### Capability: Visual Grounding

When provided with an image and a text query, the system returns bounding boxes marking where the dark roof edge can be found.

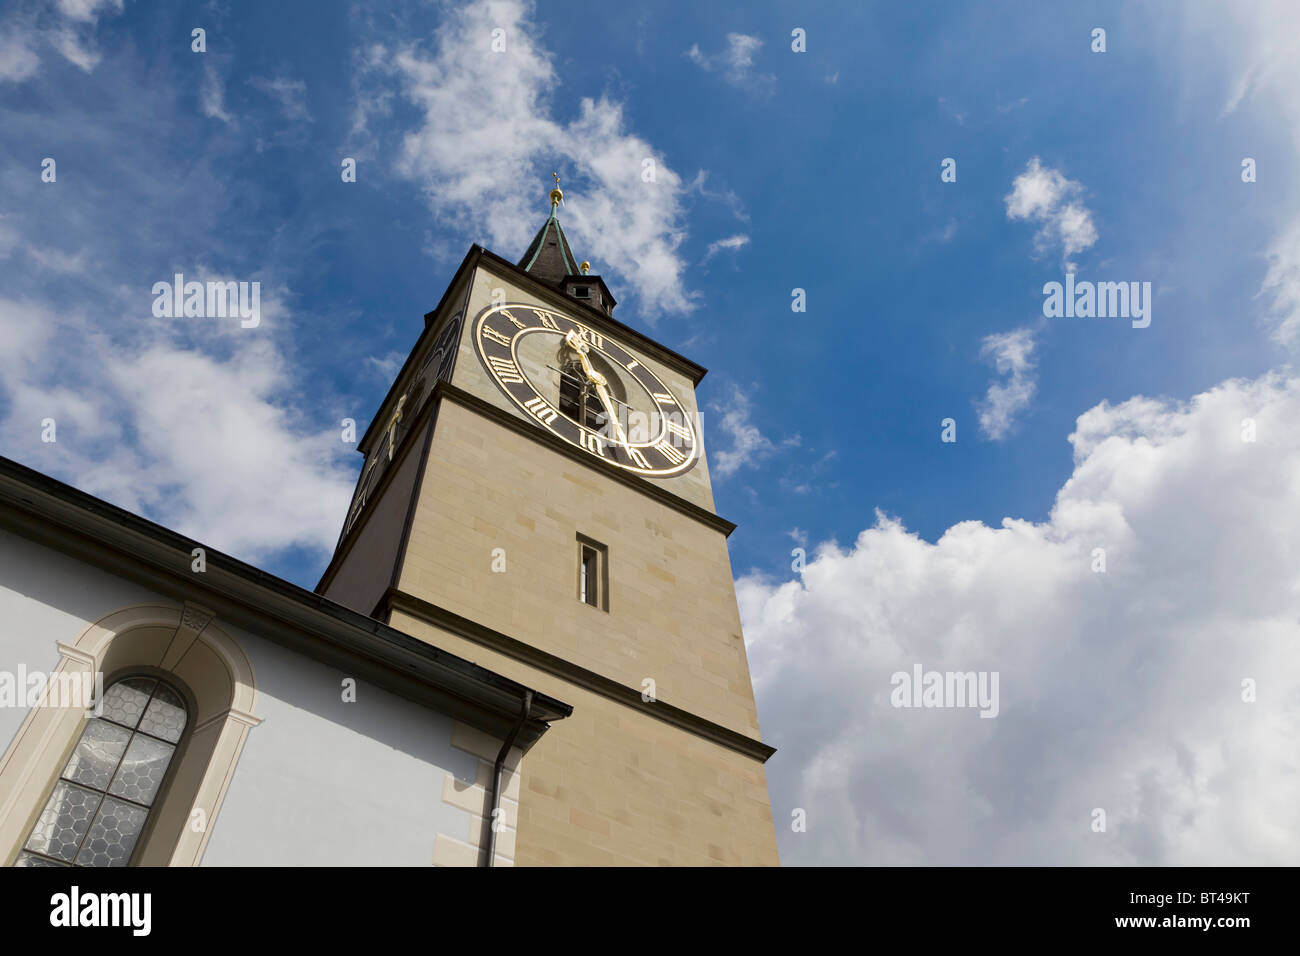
[0,455,572,748]
[383,588,776,764]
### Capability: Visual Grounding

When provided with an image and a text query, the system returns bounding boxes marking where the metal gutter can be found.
[484,689,531,868]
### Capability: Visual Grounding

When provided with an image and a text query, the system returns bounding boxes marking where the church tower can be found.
[315,180,779,865]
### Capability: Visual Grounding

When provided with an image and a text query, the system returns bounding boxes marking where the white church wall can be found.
[0,528,494,866]
[198,622,483,867]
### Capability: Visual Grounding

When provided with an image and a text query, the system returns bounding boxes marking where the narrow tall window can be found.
[577,535,608,611]
[16,676,187,867]
[580,546,598,606]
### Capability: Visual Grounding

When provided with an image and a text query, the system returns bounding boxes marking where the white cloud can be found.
[708,384,798,479]
[703,233,748,261]
[1004,157,1097,269]
[686,33,774,92]
[977,327,1037,440]
[0,290,353,562]
[740,370,1300,865]
[356,0,697,317]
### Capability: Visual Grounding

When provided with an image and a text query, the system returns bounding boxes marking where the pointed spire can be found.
[518,172,581,286]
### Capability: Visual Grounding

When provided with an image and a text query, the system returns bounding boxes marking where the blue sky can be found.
[4,0,1300,865]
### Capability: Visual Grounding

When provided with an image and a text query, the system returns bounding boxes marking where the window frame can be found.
[576,534,609,612]
[16,669,195,869]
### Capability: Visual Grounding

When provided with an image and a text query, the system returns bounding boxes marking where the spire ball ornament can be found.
[549,171,563,209]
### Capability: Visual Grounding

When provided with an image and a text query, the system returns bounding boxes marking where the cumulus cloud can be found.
[977,327,1037,440]
[708,384,799,479]
[686,33,774,92]
[740,371,1300,865]
[1004,157,1098,269]
[356,0,698,317]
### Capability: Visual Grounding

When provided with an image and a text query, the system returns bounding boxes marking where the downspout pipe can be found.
[485,689,532,867]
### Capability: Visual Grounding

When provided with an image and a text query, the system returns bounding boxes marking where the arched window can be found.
[15,676,187,867]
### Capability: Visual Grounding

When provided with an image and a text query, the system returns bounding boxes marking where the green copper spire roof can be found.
[518,209,580,285]
[518,173,581,286]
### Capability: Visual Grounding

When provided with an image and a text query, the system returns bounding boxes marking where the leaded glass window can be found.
[14,676,187,867]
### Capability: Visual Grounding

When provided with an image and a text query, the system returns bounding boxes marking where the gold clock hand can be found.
[563,330,628,444]
[593,380,629,444]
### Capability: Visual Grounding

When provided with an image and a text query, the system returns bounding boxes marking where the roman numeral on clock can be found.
[523,396,557,425]
[482,326,511,347]
[655,441,687,465]
[665,420,692,443]
[502,309,527,330]
[652,392,677,406]
[534,310,560,331]
[627,448,650,469]
[488,356,524,384]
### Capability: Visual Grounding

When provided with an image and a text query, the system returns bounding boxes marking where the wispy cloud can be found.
[0,25,40,82]
[0,0,123,82]
[709,383,799,478]
[201,61,233,123]
[0,38,354,566]
[252,75,311,123]
[685,33,774,93]
[703,233,748,262]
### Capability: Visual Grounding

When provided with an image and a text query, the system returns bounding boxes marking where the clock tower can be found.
[315,181,779,866]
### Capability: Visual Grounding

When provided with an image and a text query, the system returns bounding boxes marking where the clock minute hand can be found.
[564,331,628,445]
[592,380,628,445]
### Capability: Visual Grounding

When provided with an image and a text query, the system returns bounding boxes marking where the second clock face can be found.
[473,302,699,477]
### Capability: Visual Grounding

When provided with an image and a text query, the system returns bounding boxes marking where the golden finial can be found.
[549,170,563,210]
[580,261,590,274]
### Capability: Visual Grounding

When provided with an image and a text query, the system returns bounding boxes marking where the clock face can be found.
[473,302,699,477]
[422,310,462,384]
